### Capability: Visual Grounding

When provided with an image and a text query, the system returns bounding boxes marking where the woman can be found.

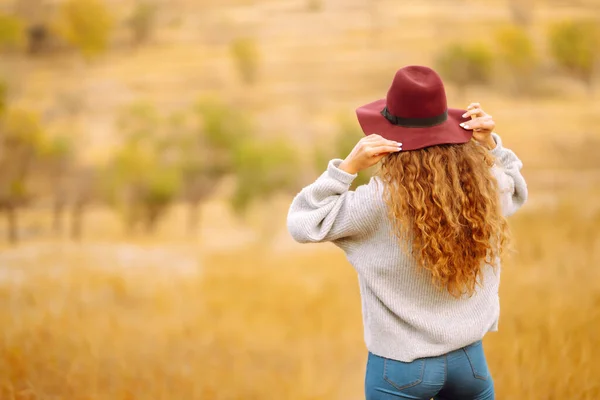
[287,66,527,400]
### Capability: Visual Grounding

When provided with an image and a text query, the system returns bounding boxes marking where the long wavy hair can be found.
[378,140,510,298]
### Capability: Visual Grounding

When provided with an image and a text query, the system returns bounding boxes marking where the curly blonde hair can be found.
[378,140,510,298]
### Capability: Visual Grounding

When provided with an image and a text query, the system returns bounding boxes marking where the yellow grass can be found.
[1,194,599,400]
[2,0,600,398]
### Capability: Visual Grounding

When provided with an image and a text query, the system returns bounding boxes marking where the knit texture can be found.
[287,133,528,362]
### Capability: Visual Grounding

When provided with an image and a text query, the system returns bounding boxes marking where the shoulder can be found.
[348,175,387,234]
[353,175,385,203]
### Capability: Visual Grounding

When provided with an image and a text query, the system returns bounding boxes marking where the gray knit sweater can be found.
[287,133,527,362]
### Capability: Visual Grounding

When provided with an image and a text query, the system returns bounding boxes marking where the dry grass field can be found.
[1,0,600,398]
[1,194,600,399]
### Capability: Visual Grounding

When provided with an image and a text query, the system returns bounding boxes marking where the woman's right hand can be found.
[460,103,497,150]
[339,134,402,175]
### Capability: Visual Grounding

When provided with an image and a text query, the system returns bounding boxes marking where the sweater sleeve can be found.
[489,133,528,217]
[287,159,378,243]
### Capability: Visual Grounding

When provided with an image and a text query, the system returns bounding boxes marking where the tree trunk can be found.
[143,206,160,234]
[125,211,137,236]
[585,73,595,97]
[187,201,201,235]
[70,202,84,241]
[52,199,65,234]
[6,205,18,244]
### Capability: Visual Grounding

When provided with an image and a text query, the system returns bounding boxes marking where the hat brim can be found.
[356,99,473,151]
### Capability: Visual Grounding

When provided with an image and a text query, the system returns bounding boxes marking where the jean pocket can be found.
[463,341,490,381]
[383,358,425,391]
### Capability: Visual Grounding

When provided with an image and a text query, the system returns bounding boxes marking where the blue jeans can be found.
[365,341,494,400]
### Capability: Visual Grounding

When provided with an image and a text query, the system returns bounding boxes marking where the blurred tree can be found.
[0,13,26,52]
[54,0,113,60]
[138,166,181,233]
[194,97,296,217]
[171,115,220,234]
[0,108,44,243]
[13,0,57,55]
[69,167,97,240]
[107,103,181,234]
[307,0,323,12]
[231,138,300,216]
[35,134,97,240]
[55,90,86,117]
[37,135,74,235]
[171,97,249,235]
[436,43,494,98]
[178,152,223,234]
[230,136,302,245]
[127,1,158,46]
[35,90,97,240]
[184,97,302,240]
[230,38,260,85]
[495,25,537,95]
[0,80,6,116]
[26,24,55,55]
[507,0,535,28]
[195,96,243,151]
[549,20,600,93]
[314,115,372,189]
[116,102,161,143]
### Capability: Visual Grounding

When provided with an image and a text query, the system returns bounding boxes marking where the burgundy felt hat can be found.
[356,65,473,151]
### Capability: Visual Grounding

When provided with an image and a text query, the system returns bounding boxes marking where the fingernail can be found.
[459,123,465,127]
[464,124,470,129]
[462,113,468,117]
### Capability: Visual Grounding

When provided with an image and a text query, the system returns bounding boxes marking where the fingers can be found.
[462,108,488,119]
[462,102,494,132]
[362,135,402,156]
[463,103,489,119]
[345,134,402,173]
[460,116,495,131]
[363,134,402,149]
[373,145,403,155]
[364,143,402,156]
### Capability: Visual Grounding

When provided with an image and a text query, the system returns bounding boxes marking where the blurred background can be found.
[0,0,599,398]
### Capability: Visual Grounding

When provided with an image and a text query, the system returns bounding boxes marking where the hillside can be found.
[2,0,599,168]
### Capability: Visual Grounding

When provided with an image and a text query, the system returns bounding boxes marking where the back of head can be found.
[378,141,509,298]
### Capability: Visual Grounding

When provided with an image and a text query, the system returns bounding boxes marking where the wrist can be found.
[339,159,359,175]
[475,136,496,150]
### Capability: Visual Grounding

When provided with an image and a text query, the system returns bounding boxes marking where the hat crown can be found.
[385,66,448,119]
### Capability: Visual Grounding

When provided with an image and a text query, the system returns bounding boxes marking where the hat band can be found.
[381,107,448,128]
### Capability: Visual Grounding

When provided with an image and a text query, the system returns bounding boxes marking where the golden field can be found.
[1,0,600,398]
[0,189,599,399]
